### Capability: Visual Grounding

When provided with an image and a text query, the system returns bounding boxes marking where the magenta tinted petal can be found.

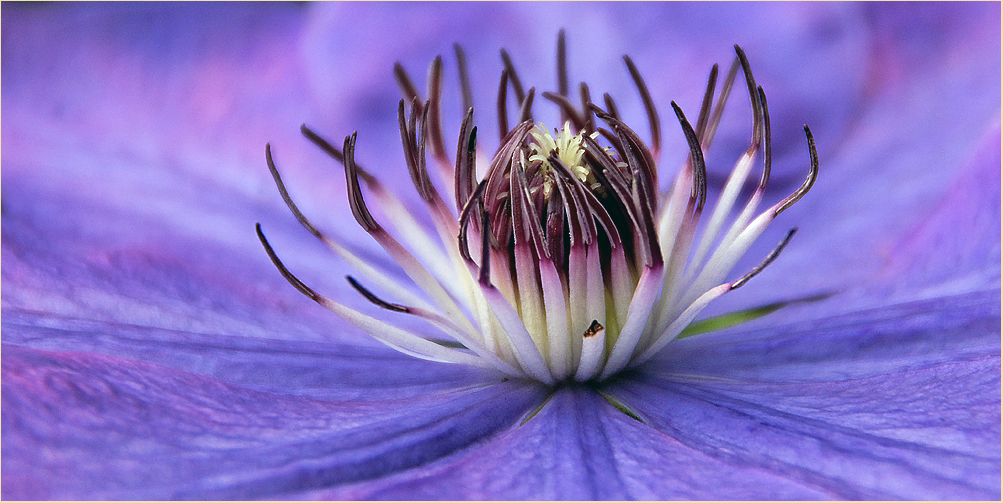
[3,310,503,401]
[2,345,547,500]
[881,122,1001,292]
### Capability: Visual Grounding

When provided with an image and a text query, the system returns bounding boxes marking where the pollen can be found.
[527,121,595,196]
[256,31,819,385]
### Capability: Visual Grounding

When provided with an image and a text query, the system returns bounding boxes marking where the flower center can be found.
[257,36,819,386]
[466,113,655,381]
[527,122,596,197]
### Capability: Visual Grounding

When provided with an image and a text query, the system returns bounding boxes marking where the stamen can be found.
[425,55,449,166]
[674,69,770,293]
[300,126,342,163]
[671,102,708,212]
[261,223,496,367]
[477,206,492,285]
[577,134,627,245]
[300,125,378,188]
[265,143,322,239]
[256,223,320,301]
[579,82,595,134]
[499,49,526,104]
[347,275,410,313]
[702,56,740,149]
[496,69,510,142]
[546,153,596,244]
[268,139,449,313]
[518,87,535,123]
[510,154,547,255]
[394,62,421,106]
[731,227,796,289]
[343,133,380,232]
[347,274,527,377]
[610,116,659,208]
[602,93,621,122]
[590,152,648,261]
[758,86,772,189]
[623,55,661,157]
[735,45,763,152]
[557,29,568,99]
[610,124,661,267]
[453,43,473,114]
[455,108,478,212]
[774,126,819,216]
[693,63,719,143]
[457,181,487,263]
[398,99,435,202]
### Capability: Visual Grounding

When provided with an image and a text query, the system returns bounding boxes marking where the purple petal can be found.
[623,289,999,499]
[880,121,1001,293]
[3,308,505,402]
[653,289,999,381]
[607,354,998,500]
[304,386,835,500]
[306,387,629,500]
[2,345,548,499]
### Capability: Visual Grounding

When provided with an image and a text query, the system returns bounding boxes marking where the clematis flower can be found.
[2,2,999,500]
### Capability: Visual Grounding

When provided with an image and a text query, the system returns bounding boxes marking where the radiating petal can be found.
[650,289,999,382]
[607,354,998,500]
[301,387,631,500]
[2,309,505,402]
[612,288,1000,499]
[2,345,547,500]
[302,386,839,500]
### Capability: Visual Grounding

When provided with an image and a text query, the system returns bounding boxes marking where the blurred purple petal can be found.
[882,121,1001,292]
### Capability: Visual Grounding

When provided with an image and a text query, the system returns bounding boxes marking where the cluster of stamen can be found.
[257,32,818,384]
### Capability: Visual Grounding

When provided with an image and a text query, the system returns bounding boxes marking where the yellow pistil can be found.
[528,121,595,196]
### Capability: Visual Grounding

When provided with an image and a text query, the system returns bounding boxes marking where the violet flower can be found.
[3,2,999,500]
